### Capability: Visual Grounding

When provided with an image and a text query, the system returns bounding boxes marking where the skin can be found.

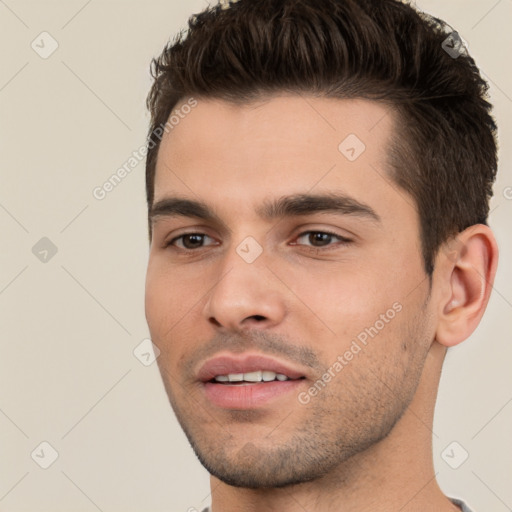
[144,95,498,512]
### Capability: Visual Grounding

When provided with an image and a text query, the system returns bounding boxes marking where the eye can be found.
[164,230,352,252]
[292,230,352,249]
[166,233,217,250]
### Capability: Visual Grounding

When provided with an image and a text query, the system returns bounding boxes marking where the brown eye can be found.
[294,231,351,249]
[167,233,215,250]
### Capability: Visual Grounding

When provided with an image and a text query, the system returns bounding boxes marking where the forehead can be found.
[153,95,407,220]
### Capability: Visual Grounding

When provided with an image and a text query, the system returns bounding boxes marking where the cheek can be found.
[287,259,423,372]
[288,264,393,334]
[144,260,186,351]
[144,261,166,329]
[145,257,194,325]
[144,259,206,363]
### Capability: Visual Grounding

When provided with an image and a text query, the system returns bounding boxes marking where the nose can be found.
[202,244,287,332]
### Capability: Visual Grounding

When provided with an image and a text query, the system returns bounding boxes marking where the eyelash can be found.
[165,230,352,253]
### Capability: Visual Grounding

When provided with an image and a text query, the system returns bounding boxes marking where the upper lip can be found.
[197,353,307,382]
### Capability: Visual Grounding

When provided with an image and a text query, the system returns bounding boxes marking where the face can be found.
[145,95,436,488]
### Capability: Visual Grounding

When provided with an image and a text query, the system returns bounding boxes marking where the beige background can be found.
[0,0,511,511]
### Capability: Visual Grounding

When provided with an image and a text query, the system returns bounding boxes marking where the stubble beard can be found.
[165,352,426,489]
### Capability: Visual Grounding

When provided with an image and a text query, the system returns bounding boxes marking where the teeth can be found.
[213,370,291,383]
[243,371,262,382]
[262,371,276,381]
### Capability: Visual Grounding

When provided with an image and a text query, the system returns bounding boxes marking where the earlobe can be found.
[435,224,498,348]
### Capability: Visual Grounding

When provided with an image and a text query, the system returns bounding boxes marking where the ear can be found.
[435,224,499,348]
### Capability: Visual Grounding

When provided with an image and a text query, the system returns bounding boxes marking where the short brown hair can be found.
[145,0,498,274]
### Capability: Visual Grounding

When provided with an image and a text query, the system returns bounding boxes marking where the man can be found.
[144,0,499,510]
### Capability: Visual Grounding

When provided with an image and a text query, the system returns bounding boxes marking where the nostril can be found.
[209,317,223,327]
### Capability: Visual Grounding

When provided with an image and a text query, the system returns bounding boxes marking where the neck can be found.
[208,342,460,512]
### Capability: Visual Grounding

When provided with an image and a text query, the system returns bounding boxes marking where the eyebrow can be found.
[149,192,381,229]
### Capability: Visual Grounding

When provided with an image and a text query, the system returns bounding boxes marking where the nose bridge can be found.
[203,235,286,330]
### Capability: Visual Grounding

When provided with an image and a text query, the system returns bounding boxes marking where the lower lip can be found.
[203,380,305,409]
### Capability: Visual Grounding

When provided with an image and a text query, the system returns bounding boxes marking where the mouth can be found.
[209,370,305,385]
[197,354,308,409]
